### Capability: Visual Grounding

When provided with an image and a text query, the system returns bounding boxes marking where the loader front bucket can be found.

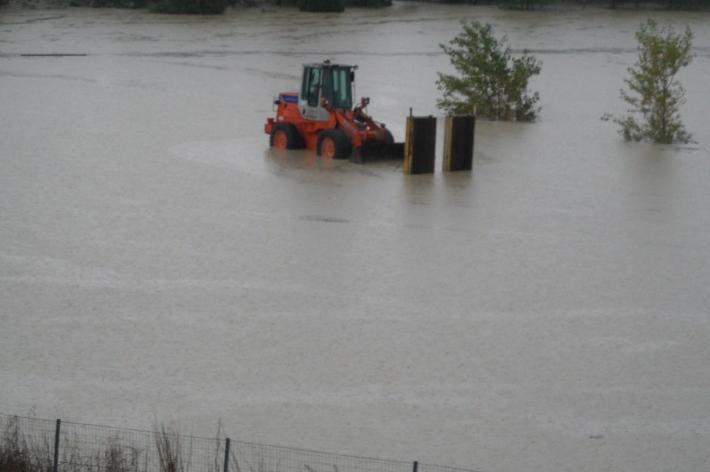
[351,141,405,164]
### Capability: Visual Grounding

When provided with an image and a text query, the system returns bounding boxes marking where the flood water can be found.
[1,3,710,472]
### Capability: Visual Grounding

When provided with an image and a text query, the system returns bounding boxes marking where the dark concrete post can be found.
[403,116,437,175]
[442,115,475,172]
[413,461,418,472]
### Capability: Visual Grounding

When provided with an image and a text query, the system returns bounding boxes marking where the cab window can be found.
[302,67,322,107]
[332,67,352,110]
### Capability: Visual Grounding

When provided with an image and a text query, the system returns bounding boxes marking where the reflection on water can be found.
[265,148,339,171]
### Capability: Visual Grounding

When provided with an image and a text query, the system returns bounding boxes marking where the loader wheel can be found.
[317,129,352,160]
[270,123,304,150]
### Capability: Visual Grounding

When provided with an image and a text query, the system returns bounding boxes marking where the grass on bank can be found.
[0,416,225,472]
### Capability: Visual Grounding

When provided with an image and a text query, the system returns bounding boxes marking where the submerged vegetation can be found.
[604,19,694,144]
[436,21,542,122]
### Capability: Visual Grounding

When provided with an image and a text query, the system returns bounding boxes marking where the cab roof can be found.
[303,61,357,70]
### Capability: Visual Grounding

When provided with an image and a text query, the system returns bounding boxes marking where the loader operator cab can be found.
[299,61,355,121]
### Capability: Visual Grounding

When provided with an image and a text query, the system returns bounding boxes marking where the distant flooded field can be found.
[1,3,710,472]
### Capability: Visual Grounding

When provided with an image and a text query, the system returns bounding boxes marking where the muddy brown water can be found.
[1,3,710,472]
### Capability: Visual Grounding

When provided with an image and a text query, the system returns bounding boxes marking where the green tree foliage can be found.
[297,0,345,11]
[436,21,542,122]
[605,20,693,144]
[274,0,390,9]
[497,0,554,10]
[150,0,227,13]
[611,0,710,8]
[90,0,140,7]
[346,0,392,6]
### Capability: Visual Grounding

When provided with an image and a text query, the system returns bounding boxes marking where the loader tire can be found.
[317,129,352,160]
[270,123,304,150]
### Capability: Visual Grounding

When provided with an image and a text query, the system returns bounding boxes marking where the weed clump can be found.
[0,417,52,472]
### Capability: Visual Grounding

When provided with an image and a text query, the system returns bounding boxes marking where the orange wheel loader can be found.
[264,61,404,163]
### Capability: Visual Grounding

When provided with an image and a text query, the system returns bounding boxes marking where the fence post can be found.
[53,419,61,472]
[224,437,231,472]
[413,461,418,472]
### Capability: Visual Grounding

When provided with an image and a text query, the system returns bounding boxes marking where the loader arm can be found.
[321,97,389,149]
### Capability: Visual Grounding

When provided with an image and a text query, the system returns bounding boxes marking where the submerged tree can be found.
[436,21,542,122]
[605,20,694,144]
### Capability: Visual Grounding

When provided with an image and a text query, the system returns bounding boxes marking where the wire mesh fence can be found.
[0,414,481,472]
[57,421,224,472]
[0,414,55,471]
[418,463,481,472]
[230,440,412,472]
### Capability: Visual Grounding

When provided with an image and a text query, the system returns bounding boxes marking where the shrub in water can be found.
[603,20,693,144]
[437,21,542,122]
